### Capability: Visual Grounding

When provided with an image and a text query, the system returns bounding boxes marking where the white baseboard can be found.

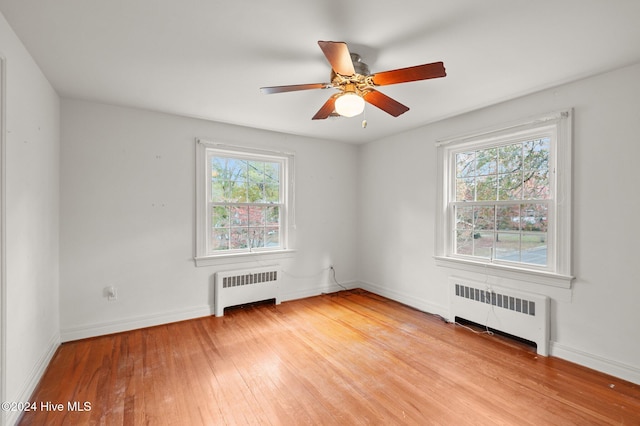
[357,280,449,318]
[550,341,640,385]
[60,305,213,342]
[356,280,640,385]
[58,284,640,387]
[280,280,357,302]
[60,281,356,343]
[6,332,60,426]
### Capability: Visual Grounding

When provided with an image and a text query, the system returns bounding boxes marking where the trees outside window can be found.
[195,141,293,260]
[209,156,282,251]
[453,138,550,265]
[435,110,573,286]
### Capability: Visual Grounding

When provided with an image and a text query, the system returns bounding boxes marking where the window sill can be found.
[195,249,296,267]
[434,256,574,289]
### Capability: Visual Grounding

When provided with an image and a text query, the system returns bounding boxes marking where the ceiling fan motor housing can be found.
[351,53,370,75]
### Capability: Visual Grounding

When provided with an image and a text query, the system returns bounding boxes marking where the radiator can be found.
[449,277,550,356]
[214,266,281,317]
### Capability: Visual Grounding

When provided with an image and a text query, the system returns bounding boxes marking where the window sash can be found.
[451,200,550,267]
[207,201,284,254]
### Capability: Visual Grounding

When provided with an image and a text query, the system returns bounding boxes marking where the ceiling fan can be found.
[260,41,446,120]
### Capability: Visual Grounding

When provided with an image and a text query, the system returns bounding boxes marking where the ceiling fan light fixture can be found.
[335,92,365,117]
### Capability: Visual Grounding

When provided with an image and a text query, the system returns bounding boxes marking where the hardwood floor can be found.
[18,290,640,425]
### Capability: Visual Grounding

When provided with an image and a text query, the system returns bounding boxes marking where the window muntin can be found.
[452,137,551,266]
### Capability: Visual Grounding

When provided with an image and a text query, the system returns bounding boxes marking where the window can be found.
[454,138,550,265]
[435,110,573,287]
[195,140,293,263]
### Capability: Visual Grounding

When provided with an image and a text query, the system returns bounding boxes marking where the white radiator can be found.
[449,277,550,356]
[214,266,281,317]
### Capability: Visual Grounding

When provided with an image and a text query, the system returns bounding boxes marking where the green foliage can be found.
[210,156,280,203]
[209,155,282,250]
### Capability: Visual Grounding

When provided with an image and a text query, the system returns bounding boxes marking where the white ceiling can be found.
[1,0,639,144]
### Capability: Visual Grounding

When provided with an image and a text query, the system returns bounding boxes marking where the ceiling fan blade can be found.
[260,83,330,94]
[363,90,409,117]
[318,41,355,76]
[312,95,338,120]
[371,62,446,86]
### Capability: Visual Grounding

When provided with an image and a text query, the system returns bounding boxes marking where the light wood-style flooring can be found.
[19,290,640,425]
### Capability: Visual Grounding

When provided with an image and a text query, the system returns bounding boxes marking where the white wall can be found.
[0,11,60,426]
[358,62,640,384]
[59,99,359,340]
[4,6,639,414]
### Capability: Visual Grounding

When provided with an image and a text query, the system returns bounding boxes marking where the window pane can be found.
[247,182,264,203]
[211,180,224,202]
[456,177,475,201]
[265,162,280,184]
[248,206,264,227]
[498,144,522,173]
[226,158,247,182]
[521,233,547,265]
[497,205,520,231]
[248,227,265,248]
[495,232,520,261]
[475,175,497,201]
[498,172,523,200]
[473,232,494,258]
[520,203,547,232]
[230,228,248,249]
[248,161,265,181]
[247,160,264,202]
[456,206,473,230]
[523,170,549,200]
[211,157,233,180]
[475,206,495,230]
[456,230,473,255]
[523,138,549,172]
[266,227,279,247]
[456,152,475,178]
[265,184,280,203]
[476,148,497,176]
[212,206,229,228]
[230,206,248,227]
[211,229,229,251]
[228,181,248,203]
[265,206,279,226]
[211,180,241,203]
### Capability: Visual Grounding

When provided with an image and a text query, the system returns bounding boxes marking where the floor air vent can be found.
[215,266,280,317]
[449,278,549,356]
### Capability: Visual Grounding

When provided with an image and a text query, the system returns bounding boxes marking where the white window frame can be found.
[194,139,295,266]
[435,110,574,288]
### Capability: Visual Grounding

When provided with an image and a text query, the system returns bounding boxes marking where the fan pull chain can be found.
[362,105,367,128]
